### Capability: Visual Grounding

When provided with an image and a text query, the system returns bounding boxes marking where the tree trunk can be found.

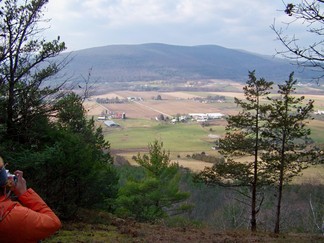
[274,132,286,234]
[251,138,258,231]
[251,105,260,232]
[251,184,257,231]
[274,171,283,234]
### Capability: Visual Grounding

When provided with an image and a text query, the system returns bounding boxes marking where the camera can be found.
[6,170,18,184]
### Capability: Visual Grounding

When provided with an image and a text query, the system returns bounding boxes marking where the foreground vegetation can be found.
[44,209,324,243]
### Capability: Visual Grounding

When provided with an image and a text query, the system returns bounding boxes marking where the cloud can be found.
[43,0,293,54]
[54,0,281,27]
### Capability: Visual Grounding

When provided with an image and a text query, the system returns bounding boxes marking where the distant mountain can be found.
[62,43,314,84]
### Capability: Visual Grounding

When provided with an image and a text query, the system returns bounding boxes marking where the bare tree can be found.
[309,193,324,233]
[78,67,100,102]
[271,1,324,81]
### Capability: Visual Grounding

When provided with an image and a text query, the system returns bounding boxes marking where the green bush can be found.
[8,128,119,219]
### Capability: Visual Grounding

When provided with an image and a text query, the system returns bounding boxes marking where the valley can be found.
[83,86,324,183]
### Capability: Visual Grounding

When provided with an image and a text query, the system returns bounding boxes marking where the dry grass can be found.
[293,165,324,184]
[45,209,324,243]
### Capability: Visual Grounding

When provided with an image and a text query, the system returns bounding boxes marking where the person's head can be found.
[0,156,16,196]
[0,156,7,195]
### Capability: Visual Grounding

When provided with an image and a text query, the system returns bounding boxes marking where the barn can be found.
[104,120,119,127]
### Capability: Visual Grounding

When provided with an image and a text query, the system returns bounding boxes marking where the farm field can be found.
[85,90,324,119]
[84,90,324,178]
[85,90,238,118]
[103,119,225,171]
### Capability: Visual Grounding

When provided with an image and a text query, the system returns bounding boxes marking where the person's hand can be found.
[12,170,27,197]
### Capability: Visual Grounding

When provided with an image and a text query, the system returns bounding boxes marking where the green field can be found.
[309,119,324,143]
[103,117,323,152]
[103,119,226,154]
[103,117,324,183]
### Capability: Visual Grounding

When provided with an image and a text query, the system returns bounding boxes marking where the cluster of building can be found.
[188,113,224,122]
[170,113,224,123]
[97,112,126,127]
[98,110,225,127]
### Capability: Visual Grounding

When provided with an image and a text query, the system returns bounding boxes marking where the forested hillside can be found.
[63,43,314,84]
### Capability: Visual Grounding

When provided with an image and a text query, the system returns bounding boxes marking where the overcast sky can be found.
[43,0,308,55]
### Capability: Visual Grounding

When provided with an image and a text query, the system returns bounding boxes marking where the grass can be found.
[113,118,157,128]
[309,119,324,143]
[293,165,324,184]
[105,117,323,152]
[45,226,128,243]
[104,120,226,153]
[43,210,130,243]
[44,209,324,243]
[103,114,323,174]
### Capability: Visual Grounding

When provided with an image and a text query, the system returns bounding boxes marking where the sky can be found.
[42,0,310,55]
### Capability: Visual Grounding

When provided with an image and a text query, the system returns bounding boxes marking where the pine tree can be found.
[116,140,190,221]
[262,72,315,233]
[197,71,273,231]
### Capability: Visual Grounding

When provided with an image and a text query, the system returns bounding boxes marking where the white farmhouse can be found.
[189,113,224,121]
[207,113,224,119]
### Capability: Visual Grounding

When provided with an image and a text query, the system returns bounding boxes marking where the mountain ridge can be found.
[62,43,313,84]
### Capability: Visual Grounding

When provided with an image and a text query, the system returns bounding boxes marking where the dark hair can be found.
[0,156,6,195]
